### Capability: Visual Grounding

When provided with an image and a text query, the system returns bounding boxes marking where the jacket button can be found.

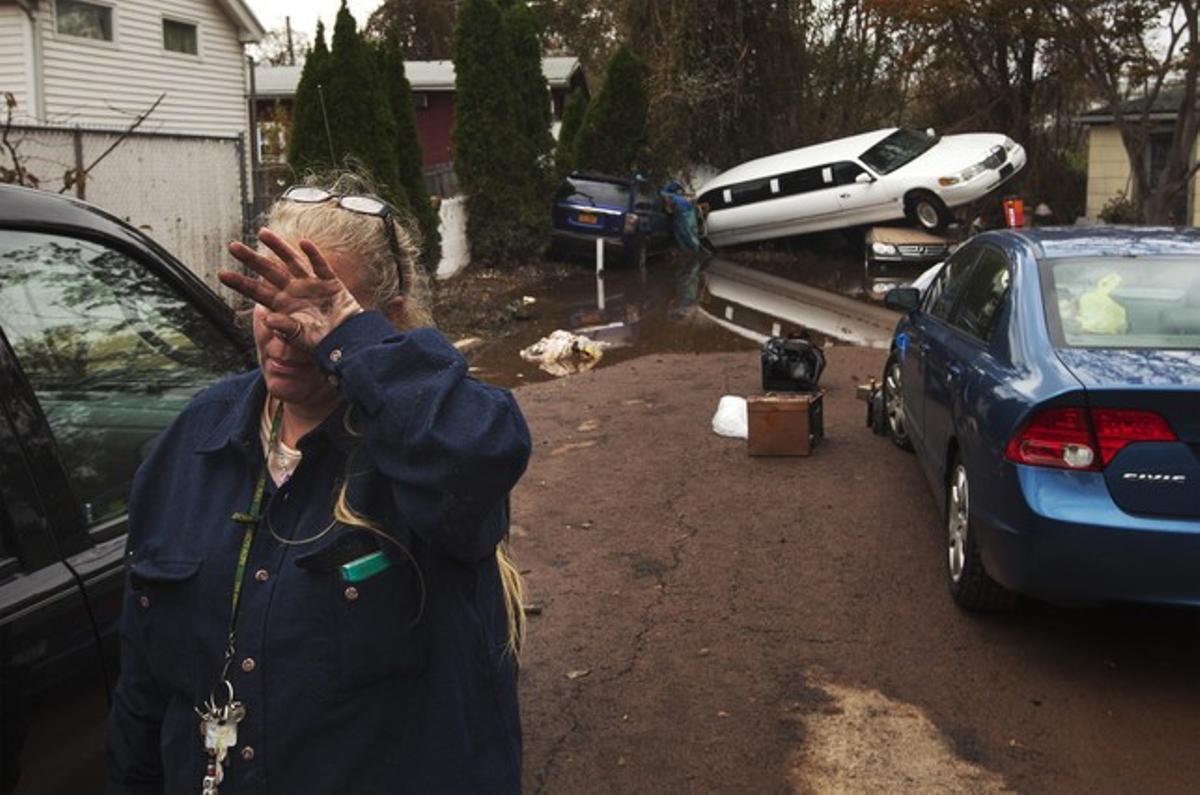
[329,348,343,363]
[241,657,256,673]
[241,746,255,761]
[344,586,359,602]
[254,568,269,583]
[138,596,150,608]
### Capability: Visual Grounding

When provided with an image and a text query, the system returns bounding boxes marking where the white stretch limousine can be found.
[697,128,1026,247]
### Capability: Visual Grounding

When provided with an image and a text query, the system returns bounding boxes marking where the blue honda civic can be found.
[881,227,1200,610]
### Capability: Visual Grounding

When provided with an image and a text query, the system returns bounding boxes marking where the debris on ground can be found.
[520,329,610,377]
[712,395,749,438]
[566,669,592,680]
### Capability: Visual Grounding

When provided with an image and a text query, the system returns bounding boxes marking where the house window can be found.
[56,0,113,41]
[163,19,198,55]
[412,93,430,110]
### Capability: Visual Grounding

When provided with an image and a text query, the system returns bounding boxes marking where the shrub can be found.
[573,44,649,175]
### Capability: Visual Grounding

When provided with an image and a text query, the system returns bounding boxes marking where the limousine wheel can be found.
[905,190,949,232]
[946,456,1017,611]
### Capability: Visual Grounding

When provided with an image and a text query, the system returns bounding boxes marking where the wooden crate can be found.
[746,392,824,456]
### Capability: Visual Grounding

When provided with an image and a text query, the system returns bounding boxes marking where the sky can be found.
[247,0,380,43]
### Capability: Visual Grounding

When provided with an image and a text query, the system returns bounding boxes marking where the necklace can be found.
[267,510,339,547]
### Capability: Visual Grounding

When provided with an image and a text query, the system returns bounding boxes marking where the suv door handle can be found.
[839,192,851,199]
[946,362,963,380]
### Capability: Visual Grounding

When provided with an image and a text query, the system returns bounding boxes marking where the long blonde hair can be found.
[263,171,526,659]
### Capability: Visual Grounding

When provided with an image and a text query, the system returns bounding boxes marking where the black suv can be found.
[0,185,253,793]
[550,172,674,268]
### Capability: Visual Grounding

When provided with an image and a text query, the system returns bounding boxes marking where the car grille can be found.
[982,146,1007,170]
[898,245,949,257]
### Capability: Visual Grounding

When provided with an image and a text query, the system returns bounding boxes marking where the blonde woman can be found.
[107,174,531,794]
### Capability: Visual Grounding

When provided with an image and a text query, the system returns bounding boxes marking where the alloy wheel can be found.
[947,464,969,583]
[916,201,941,229]
[885,361,907,439]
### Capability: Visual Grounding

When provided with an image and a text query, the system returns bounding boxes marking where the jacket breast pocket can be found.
[129,557,203,692]
[295,536,430,697]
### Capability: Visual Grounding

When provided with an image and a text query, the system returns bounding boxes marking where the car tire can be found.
[946,456,1017,611]
[882,355,913,451]
[905,191,950,232]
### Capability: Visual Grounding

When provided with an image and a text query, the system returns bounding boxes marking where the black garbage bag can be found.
[761,333,826,392]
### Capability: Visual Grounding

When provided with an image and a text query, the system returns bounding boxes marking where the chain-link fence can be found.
[8,125,249,294]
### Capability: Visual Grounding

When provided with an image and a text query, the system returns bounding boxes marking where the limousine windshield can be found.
[860,129,938,175]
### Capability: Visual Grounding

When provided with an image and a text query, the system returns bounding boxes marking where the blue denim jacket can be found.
[106,313,532,794]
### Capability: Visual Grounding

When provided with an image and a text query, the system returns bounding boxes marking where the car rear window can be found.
[1041,256,1200,349]
[561,180,630,209]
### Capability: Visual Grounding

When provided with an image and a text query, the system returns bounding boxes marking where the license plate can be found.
[577,212,598,224]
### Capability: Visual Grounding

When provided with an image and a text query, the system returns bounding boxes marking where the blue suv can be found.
[550,172,674,267]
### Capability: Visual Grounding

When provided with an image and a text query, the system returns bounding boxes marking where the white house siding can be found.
[34,0,248,138]
[0,5,33,116]
[1085,126,1132,219]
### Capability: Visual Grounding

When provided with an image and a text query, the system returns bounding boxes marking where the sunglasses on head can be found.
[280,185,405,293]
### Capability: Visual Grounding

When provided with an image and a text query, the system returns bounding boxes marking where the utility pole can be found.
[285,15,295,66]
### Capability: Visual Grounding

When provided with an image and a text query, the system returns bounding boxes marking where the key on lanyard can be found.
[200,700,245,794]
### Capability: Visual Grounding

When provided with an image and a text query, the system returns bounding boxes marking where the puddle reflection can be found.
[468,252,754,387]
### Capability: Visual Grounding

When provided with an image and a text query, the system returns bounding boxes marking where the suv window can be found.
[951,247,1011,341]
[562,179,629,209]
[0,230,245,526]
[924,246,980,321]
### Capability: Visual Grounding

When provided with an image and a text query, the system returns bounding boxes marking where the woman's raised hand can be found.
[219,228,363,349]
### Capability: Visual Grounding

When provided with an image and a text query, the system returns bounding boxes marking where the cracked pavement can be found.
[511,347,1200,793]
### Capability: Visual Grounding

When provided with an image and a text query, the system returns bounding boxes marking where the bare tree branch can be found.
[58,92,166,195]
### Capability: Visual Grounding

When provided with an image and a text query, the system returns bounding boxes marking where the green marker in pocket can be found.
[340,551,392,583]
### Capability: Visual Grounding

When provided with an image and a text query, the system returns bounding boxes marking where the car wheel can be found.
[946,456,1017,611]
[882,356,913,451]
[905,191,949,232]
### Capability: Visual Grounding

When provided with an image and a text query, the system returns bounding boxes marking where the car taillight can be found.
[1091,408,1176,465]
[624,213,639,233]
[1004,407,1177,470]
[1005,407,1098,469]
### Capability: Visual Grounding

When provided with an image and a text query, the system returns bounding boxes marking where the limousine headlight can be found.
[871,242,899,256]
[938,161,988,186]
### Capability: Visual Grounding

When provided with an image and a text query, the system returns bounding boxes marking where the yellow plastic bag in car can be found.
[1077,273,1127,334]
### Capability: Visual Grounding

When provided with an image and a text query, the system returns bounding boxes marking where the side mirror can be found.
[884,287,921,313]
[855,172,874,185]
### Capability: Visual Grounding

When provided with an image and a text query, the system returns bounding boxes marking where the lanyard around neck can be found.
[222,402,282,664]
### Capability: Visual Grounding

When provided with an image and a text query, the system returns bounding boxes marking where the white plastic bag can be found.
[712,395,748,439]
[519,330,609,377]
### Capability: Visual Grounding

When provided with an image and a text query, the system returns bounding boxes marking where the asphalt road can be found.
[511,345,1200,793]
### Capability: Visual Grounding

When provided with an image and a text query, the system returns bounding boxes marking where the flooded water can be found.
[467,251,757,388]
[465,237,904,387]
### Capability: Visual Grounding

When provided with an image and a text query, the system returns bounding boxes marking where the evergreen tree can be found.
[573,44,649,175]
[322,2,403,204]
[374,26,441,267]
[554,87,588,178]
[453,0,544,267]
[288,21,333,173]
[503,1,554,188]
